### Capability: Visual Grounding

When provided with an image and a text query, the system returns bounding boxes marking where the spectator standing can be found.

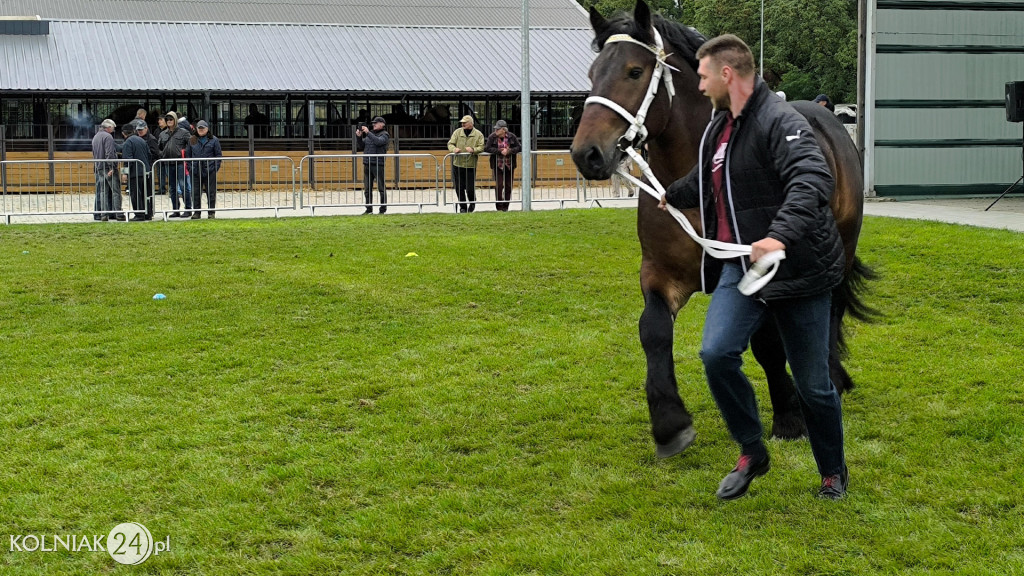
[447,115,485,213]
[158,112,192,218]
[138,121,159,161]
[484,120,522,212]
[92,119,122,221]
[120,123,152,220]
[154,113,170,199]
[187,120,223,219]
[177,118,194,210]
[137,122,159,204]
[357,116,390,214]
[813,93,836,113]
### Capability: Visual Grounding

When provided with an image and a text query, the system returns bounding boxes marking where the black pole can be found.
[986,124,1024,211]
[1,124,7,195]
[247,126,256,189]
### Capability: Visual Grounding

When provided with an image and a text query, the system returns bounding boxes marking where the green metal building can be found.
[866,0,1024,196]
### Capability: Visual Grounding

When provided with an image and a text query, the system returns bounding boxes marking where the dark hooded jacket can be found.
[664,77,844,300]
[157,112,191,160]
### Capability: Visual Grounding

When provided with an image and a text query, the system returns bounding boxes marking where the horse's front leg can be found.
[750,320,807,439]
[639,289,696,458]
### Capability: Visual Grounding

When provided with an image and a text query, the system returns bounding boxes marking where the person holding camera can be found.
[357,116,390,215]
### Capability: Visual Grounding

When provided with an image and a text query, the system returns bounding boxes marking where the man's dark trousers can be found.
[363,161,386,212]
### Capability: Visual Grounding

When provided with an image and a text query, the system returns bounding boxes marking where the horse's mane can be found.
[591,13,706,71]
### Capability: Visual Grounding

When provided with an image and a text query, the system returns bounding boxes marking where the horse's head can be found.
[572,0,673,180]
[572,0,708,181]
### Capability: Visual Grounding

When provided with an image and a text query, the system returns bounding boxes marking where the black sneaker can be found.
[817,466,849,500]
[716,453,770,500]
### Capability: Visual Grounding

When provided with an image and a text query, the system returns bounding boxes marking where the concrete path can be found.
[864,196,1024,233]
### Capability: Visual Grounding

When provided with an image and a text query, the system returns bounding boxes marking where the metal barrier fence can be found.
[578,156,644,206]
[0,158,146,224]
[150,156,296,220]
[298,153,440,214]
[0,150,642,223]
[439,151,643,211]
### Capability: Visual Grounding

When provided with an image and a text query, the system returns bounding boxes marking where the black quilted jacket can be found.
[665,78,844,300]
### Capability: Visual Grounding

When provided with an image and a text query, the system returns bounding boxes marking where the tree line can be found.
[577,0,858,104]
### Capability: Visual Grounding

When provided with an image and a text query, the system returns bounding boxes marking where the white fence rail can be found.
[1,151,643,223]
[298,153,440,214]
[150,156,296,220]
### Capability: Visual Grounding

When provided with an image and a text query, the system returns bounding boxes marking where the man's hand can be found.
[750,237,786,262]
[658,193,668,211]
[464,146,473,153]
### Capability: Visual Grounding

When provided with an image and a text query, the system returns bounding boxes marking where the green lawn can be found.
[1,210,1022,575]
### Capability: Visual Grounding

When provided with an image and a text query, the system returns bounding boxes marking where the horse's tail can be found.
[835,255,881,356]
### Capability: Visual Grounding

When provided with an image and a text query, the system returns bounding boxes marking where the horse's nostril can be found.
[585,146,605,170]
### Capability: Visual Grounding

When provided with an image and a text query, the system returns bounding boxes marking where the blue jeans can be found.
[701,263,845,476]
[176,165,193,210]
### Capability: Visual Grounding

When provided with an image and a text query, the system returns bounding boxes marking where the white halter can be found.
[583,29,783,295]
[584,30,677,151]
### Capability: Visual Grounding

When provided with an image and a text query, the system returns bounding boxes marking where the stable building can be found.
[0,0,597,152]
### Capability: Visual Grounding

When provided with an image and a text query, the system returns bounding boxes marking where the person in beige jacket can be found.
[447,115,485,212]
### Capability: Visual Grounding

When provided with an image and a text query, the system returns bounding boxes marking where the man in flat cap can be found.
[120,123,153,220]
[447,115,485,213]
[357,116,390,214]
[92,119,123,221]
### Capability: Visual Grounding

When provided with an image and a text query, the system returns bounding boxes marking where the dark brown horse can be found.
[571,0,873,456]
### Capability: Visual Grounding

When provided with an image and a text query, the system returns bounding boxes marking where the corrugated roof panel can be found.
[0,0,590,27]
[0,21,597,93]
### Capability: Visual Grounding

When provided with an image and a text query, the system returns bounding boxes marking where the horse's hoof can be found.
[655,426,696,459]
[770,416,807,440]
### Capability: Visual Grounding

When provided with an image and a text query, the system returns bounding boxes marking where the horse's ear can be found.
[589,6,608,34]
[633,0,652,31]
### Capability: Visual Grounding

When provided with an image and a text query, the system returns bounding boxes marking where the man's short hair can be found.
[695,34,755,78]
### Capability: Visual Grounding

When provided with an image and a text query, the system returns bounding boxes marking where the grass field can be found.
[1,210,1023,575]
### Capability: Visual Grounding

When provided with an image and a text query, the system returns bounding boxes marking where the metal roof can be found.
[0,0,590,27]
[0,21,597,94]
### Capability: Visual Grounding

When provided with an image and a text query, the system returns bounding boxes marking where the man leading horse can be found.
[658,34,849,501]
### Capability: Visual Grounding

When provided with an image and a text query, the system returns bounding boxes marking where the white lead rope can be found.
[585,30,784,295]
[617,146,785,295]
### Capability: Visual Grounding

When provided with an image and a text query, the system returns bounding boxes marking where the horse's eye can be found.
[629,67,643,80]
